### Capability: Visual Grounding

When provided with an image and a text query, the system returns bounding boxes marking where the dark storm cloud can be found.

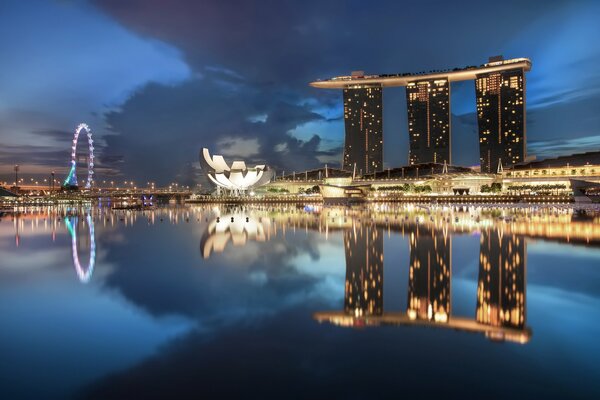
[1,0,588,180]
[1,0,599,180]
[101,67,341,184]
[90,0,599,178]
[0,142,121,177]
[0,144,67,166]
[25,129,122,175]
[94,0,550,88]
[30,129,74,143]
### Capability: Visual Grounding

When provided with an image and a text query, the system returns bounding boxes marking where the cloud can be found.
[529,136,600,159]
[3,0,600,181]
[94,216,340,323]
[216,137,260,158]
[100,68,337,185]
[0,0,190,180]
[91,0,600,174]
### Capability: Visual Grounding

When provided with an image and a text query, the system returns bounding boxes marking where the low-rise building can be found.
[502,151,600,194]
[258,152,600,202]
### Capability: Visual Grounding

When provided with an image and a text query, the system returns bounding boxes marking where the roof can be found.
[0,187,18,197]
[276,167,352,182]
[310,58,531,89]
[361,163,474,180]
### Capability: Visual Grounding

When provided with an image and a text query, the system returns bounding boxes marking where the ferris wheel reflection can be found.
[64,211,96,284]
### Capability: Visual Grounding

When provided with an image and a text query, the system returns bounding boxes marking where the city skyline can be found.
[1,0,599,185]
[2,2,600,398]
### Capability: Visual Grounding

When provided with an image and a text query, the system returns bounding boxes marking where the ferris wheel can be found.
[63,123,94,189]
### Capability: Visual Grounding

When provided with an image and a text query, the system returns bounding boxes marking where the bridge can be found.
[3,122,192,202]
[0,185,192,205]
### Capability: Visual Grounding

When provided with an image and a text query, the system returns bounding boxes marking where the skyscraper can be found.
[342,85,383,175]
[476,230,526,328]
[407,224,451,322]
[406,79,450,165]
[344,224,384,317]
[476,66,527,173]
[311,57,531,173]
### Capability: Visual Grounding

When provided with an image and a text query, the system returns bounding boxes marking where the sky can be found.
[1,0,599,186]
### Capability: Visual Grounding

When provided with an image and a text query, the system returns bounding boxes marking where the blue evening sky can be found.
[0,0,599,184]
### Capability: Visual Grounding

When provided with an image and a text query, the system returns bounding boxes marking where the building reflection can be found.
[407,225,451,323]
[7,203,600,340]
[476,229,526,330]
[315,218,531,344]
[192,204,600,343]
[344,225,383,317]
[200,211,271,259]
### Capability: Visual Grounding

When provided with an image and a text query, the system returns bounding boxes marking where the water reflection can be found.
[197,204,594,344]
[64,211,96,283]
[476,229,526,331]
[407,224,451,323]
[3,203,600,342]
[200,212,272,259]
[343,225,383,317]
[3,204,600,398]
[197,204,600,251]
[315,222,530,344]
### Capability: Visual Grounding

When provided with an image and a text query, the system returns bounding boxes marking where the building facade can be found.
[343,85,383,175]
[201,148,273,194]
[476,68,526,173]
[312,57,531,175]
[406,79,450,165]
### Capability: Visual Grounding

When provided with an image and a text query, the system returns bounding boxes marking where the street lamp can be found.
[14,165,19,190]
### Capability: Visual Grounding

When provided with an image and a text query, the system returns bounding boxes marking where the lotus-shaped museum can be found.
[201,148,273,193]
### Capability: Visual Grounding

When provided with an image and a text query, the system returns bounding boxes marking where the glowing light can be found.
[202,148,271,192]
[65,213,96,283]
[64,123,94,189]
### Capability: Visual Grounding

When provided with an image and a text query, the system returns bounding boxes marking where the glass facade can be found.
[316,58,532,174]
[406,79,450,165]
[476,68,526,173]
[343,85,383,175]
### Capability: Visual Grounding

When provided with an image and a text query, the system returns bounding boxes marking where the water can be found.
[1,204,600,399]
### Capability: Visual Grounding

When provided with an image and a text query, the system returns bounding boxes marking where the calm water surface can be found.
[1,204,600,399]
